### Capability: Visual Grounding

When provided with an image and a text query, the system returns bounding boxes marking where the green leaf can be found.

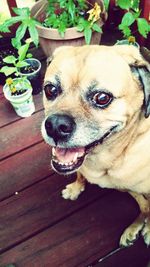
[131,0,140,12]
[117,0,131,10]
[28,20,39,47]
[16,61,29,68]
[11,37,21,50]
[84,27,92,44]
[103,0,110,11]
[18,43,29,61]
[133,10,141,19]
[92,23,102,33]
[137,18,150,38]
[119,24,131,37]
[0,7,39,47]
[0,16,22,32]
[121,12,135,26]
[131,0,140,11]
[3,55,17,64]
[13,7,30,17]
[68,1,75,22]
[76,24,84,32]
[13,23,28,49]
[26,53,33,58]
[0,66,16,76]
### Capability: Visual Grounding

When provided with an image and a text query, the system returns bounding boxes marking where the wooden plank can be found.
[0,142,51,201]
[7,0,17,16]
[140,0,150,21]
[0,110,44,160]
[0,85,3,95]
[0,191,139,267]
[94,239,150,267]
[138,0,150,47]
[0,93,44,128]
[0,172,109,253]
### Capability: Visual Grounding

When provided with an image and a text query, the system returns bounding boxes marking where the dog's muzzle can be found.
[44,113,118,174]
[45,114,76,144]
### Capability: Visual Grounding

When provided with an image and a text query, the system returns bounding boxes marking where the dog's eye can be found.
[44,83,61,100]
[92,92,113,108]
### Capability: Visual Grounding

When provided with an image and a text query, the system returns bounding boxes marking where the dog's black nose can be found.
[45,114,76,142]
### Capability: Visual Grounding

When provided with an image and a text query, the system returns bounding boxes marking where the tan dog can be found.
[41,45,150,247]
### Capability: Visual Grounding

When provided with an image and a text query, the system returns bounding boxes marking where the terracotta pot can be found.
[31,0,106,57]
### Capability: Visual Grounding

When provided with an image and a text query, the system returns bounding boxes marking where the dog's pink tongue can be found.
[55,147,85,163]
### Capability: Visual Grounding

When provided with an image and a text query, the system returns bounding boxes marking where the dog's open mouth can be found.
[52,146,85,173]
[51,125,117,174]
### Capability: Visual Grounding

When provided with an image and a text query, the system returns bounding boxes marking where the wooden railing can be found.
[7,0,17,16]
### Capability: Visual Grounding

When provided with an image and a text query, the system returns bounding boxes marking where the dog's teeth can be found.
[52,147,56,156]
[73,152,78,162]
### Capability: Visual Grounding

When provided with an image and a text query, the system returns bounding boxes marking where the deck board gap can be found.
[0,108,44,130]
[0,190,112,255]
[0,140,44,162]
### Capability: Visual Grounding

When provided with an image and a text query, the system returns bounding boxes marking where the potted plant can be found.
[115,0,150,47]
[30,0,107,56]
[0,40,17,85]
[20,57,42,95]
[0,40,36,117]
[0,37,42,95]
[0,7,39,49]
[0,1,107,57]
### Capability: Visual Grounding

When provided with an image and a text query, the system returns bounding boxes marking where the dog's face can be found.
[41,45,150,174]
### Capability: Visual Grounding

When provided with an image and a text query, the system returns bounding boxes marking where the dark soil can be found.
[20,62,42,95]
[21,65,38,74]
[11,89,27,96]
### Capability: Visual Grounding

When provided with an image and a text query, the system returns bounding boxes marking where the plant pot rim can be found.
[115,39,140,49]
[31,0,104,40]
[36,25,86,40]
[20,58,41,77]
[3,78,32,101]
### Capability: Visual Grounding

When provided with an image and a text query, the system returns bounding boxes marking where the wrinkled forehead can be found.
[45,48,132,95]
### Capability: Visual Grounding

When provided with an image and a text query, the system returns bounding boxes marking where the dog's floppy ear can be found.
[131,65,150,118]
[46,56,53,66]
[114,45,150,118]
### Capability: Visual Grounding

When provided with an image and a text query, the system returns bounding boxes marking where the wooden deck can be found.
[0,65,150,267]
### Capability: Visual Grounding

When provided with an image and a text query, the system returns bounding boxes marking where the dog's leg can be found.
[141,195,150,246]
[120,192,150,247]
[62,172,86,200]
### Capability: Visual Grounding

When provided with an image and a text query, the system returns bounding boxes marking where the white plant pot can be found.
[115,39,140,49]
[3,78,35,117]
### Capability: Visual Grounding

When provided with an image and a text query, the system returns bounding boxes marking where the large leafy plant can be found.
[0,7,39,48]
[0,0,105,46]
[42,0,104,44]
[117,0,150,40]
[0,41,32,77]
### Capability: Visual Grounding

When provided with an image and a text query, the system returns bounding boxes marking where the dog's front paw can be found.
[120,215,145,247]
[62,182,85,200]
[142,217,150,246]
